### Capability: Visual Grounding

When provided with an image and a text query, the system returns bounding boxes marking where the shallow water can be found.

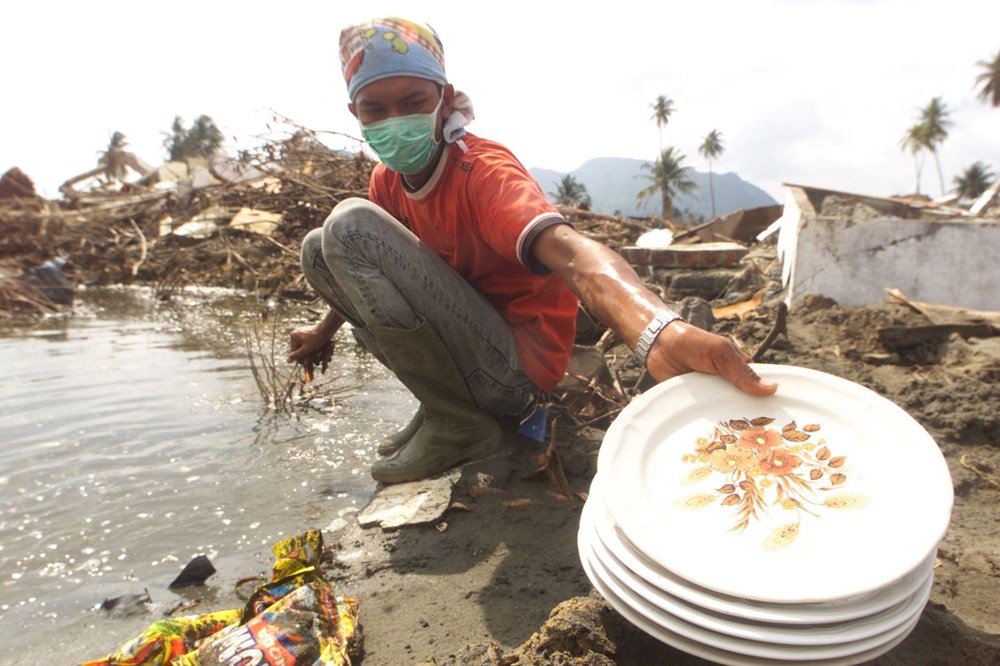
[0,287,412,664]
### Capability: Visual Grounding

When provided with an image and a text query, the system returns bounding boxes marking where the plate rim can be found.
[587,475,938,623]
[580,518,929,662]
[580,486,934,645]
[578,520,924,666]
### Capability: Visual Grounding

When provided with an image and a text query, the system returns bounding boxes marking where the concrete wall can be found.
[781,212,1000,310]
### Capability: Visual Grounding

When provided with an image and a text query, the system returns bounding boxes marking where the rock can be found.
[168,554,216,589]
[358,469,462,529]
[666,268,738,301]
[675,296,715,331]
[100,590,152,618]
[20,257,74,305]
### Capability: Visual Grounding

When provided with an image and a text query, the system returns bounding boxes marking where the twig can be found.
[262,235,298,255]
[752,301,788,362]
[960,454,1000,489]
[126,216,147,276]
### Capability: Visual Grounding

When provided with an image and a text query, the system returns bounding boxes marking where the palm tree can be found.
[899,123,931,194]
[60,132,153,197]
[188,115,225,158]
[164,115,225,161]
[698,129,725,218]
[637,147,698,224]
[974,49,1000,108]
[164,117,187,161]
[918,97,952,197]
[952,161,995,201]
[549,174,592,210]
[650,96,675,150]
[99,132,130,182]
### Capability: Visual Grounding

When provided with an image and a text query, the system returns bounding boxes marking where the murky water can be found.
[0,287,412,664]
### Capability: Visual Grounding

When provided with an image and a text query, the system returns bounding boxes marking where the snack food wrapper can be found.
[81,530,360,666]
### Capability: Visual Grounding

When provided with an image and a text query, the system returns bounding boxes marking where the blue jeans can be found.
[301,198,538,418]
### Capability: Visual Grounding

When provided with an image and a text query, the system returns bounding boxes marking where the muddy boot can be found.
[377,406,423,457]
[369,320,503,484]
[353,326,423,457]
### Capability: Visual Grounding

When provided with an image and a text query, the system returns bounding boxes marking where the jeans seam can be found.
[340,229,518,375]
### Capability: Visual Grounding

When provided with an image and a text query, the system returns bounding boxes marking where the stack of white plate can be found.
[579,364,953,665]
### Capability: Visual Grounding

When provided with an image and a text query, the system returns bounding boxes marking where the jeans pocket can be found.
[466,369,536,417]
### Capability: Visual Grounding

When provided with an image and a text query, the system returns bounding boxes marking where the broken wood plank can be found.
[878,323,1000,348]
[886,288,1000,327]
[712,287,768,321]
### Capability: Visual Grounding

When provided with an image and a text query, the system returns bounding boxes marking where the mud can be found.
[314,297,1000,665]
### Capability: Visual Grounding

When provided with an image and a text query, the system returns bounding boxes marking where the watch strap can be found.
[633,309,682,366]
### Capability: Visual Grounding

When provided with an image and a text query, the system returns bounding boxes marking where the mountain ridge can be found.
[530,157,776,221]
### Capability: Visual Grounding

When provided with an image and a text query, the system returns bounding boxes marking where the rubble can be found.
[0,126,374,314]
[0,167,40,201]
[357,469,463,529]
[776,183,1000,311]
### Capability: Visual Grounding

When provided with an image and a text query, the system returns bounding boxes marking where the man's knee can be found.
[323,197,380,240]
[302,227,323,256]
[300,227,325,274]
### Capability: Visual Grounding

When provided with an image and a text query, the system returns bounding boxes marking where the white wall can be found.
[782,215,999,311]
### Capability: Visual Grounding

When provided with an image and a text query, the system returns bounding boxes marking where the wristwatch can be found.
[633,309,683,366]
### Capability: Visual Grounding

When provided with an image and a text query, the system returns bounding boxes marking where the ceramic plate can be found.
[583,528,930,661]
[579,527,924,666]
[581,491,934,643]
[587,476,937,624]
[597,364,952,603]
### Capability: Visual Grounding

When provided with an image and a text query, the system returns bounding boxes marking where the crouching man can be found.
[288,16,776,484]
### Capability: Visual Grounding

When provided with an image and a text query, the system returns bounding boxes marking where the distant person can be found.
[288,16,776,484]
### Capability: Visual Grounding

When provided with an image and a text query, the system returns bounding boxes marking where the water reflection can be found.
[0,286,411,664]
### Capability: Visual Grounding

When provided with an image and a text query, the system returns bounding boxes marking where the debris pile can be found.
[0,129,656,322]
[0,126,375,314]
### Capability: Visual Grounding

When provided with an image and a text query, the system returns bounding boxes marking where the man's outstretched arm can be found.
[532,224,777,396]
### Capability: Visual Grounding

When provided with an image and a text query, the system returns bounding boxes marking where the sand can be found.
[320,298,1000,665]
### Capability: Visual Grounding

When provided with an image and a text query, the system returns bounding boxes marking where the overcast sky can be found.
[3,0,998,202]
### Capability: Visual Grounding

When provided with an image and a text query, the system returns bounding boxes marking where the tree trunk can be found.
[933,149,945,197]
[708,162,716,218]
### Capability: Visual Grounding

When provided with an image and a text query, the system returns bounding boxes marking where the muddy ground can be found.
[311,295,1000,665]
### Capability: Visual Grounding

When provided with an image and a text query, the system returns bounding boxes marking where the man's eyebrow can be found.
[399,90,433,104]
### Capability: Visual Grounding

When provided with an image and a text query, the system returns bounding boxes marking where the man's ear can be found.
[441,84,456,116]
[348,102,358,119]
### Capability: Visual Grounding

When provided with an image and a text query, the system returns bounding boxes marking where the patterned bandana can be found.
[339,17,447,100]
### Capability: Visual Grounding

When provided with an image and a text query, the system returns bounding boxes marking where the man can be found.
[288,17,776,485]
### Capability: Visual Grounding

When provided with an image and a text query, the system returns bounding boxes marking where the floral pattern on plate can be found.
[678,416,867,550]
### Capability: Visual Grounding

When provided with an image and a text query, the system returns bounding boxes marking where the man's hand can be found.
[287,324,336,383]
[287,309,344,363]
[287,324,331,363]
[647,321,778,396]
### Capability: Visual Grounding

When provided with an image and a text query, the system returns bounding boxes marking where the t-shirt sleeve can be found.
[468,149,569,275]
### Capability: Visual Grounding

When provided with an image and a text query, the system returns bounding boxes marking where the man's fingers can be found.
[286,343,309,364]
[728,359,778,396]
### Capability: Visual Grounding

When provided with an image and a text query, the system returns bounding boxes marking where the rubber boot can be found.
[369,320,503,484]
[377,406,423,457]
[352,326,422,457]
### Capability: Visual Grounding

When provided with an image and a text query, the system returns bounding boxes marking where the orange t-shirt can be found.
[368,133,578,392]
